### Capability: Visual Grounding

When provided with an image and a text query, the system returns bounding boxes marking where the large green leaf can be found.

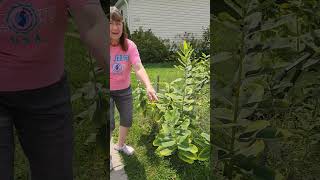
[240,82,265,105]
[212,88,233,106]
[239,105,258,119]
[246,0,259,14]
[92,92,107,128]
[197,146,210,161]
[276,129,292,139]
[244,120,270,134]
[170,78,184,85]
[260,14,296,32]
[183,105,193,112]
[214,17,241,32]
[153,138,162,146]
[256,126,278,139]
[236,139,265,157]
[244,12,262,33]
[243,53,263,76]
[302,56,320,70]
[96,125,107,152]
[163,109,180,123]
[212,108,234,121]
[84,133,97,145]
[178,150,197,164]
[159,148,174,156]
[201,133,210,142]
[155,103,167,112]
[300,32,320,52]
[178,153,194,164]
[161,124,172,135]
[247,84,264,104]
[217,12,238,22]
[160,139,176,148]
[178,141,198,154]
[179,119,190,130]
[213,52,233,64]
[177,134,189,145]
[156,145,177,156]
[263,37,297,51]
[165,93,183,101]
[194,138,207,148]
[224,0,244,17]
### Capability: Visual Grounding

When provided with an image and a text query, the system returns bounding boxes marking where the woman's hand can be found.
[146,86,158,101]
[133,63,159,101]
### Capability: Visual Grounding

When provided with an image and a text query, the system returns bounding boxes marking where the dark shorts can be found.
[110,86,133,131]
[0,73,73,180]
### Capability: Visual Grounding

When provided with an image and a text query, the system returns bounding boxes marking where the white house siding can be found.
[117,0,209,44]
[117,2,128,25]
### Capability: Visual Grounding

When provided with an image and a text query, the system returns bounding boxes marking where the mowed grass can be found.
[112,63,211,180]
[14,23,106,180]
[130,62,184,89]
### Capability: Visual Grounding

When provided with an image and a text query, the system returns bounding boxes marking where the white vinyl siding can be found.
[117,0,209,44]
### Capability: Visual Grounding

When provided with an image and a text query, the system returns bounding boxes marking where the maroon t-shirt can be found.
[0,0,87,91]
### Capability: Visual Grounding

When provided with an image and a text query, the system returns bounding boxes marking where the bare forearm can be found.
[135,67,152,89]
[81,18,108,70]
[134,63,158,101]
[69,2,108,71]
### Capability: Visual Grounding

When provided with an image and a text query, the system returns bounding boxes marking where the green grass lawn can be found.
[130,62,183,89]
[112,63,211,180]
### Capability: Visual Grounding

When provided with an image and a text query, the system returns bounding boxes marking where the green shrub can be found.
[130,27,210,63]
[171,27,210,59]
[130,27,171,63]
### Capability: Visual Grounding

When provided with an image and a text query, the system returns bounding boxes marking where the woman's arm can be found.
[68,1,108,71]
[133,63,158,101]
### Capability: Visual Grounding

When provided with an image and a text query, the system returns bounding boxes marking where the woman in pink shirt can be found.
[109,6,158,170]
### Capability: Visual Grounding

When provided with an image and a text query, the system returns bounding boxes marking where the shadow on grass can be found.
[137,118,164,166]
[166,154,211,180]
[121,154,147,180]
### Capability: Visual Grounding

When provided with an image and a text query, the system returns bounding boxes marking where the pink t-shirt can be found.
[0,0,87,91]
[110,39,141,91]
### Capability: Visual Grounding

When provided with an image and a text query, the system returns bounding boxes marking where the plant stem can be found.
[296,16,300,52]
[228,22,245,180]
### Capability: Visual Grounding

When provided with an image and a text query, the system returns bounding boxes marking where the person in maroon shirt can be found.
[0,1,108,180]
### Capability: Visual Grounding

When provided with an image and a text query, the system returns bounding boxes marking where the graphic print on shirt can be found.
[0,2,55,45]
[6,3,38,34]
[112,54,129,74]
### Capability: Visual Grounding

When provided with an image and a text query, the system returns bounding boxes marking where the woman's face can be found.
[110,20,123,41]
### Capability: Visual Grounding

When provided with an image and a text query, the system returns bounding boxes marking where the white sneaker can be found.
[114,144,135,155]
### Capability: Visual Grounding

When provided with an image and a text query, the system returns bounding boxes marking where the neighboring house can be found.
[115,0,210,44]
